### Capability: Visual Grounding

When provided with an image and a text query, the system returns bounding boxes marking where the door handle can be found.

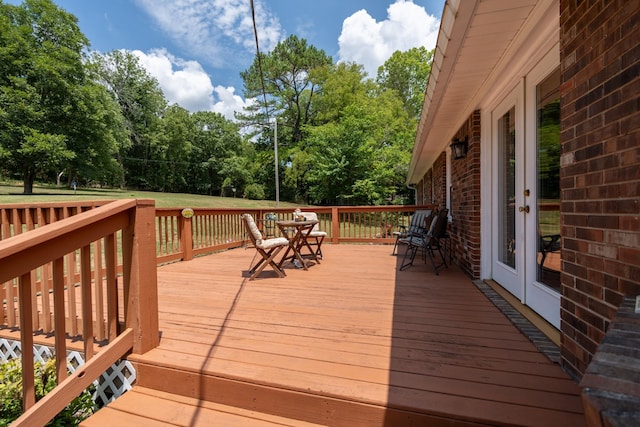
[519,205,530,213]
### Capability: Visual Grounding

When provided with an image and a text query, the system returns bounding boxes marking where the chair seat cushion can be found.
[258,237,289,249]
[399,235,424,246]
[308,231,327,237]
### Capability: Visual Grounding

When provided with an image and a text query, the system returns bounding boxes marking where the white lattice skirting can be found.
[0,338,136,407]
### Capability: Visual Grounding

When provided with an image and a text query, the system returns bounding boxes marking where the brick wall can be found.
[415,111,482,279]
[559,0,640,379]
[450,111,482,278]
[421,169,433,205]
[432,153,447,207]
[416,180,424,205]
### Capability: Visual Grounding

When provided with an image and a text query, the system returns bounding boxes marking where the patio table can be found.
[276,219,319,270]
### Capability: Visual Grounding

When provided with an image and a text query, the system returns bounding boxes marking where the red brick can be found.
[619,247,640,264]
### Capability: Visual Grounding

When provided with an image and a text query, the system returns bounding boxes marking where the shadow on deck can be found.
[82,244,584,426]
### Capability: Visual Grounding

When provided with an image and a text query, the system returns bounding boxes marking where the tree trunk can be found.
[22,169,34,194]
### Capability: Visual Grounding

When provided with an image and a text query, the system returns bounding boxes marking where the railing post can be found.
[180,215,194,261]
[123,199,159,354]
[332,207,340,244]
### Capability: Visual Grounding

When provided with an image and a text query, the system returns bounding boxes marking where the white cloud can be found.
[211,86,253,120]
[134,0,283,68]
[131,49,251,119]
[338,0,440,78]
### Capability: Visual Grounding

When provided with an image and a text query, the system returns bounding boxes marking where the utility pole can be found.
[273,119,279,207]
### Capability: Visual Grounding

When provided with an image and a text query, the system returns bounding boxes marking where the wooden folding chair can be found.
[300,211,326,259]
[242,214,289,280]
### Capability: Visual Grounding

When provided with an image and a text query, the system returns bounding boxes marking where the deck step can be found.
[80,386,327,427]
[121,359,493,427]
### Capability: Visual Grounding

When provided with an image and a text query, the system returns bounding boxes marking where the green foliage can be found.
[538,99,560,200]
[87,50,166,189]
[376,46,433,120]
[0,358,96,426]
[299,66,415,205]
[243,183,265,200]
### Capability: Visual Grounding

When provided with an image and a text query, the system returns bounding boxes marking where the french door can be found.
[524,50,561,328]
[491,47,561,328]
[491,83,525,300]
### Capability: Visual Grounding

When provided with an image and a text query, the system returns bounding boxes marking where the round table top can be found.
[276,219,318,226]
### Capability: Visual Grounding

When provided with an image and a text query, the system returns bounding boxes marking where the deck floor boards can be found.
[90,244,584,426]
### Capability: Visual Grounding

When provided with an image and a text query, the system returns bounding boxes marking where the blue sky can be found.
[8,0,444,118]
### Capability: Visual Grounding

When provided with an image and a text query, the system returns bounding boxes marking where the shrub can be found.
[0,358,96,426]
[243,183,265,200]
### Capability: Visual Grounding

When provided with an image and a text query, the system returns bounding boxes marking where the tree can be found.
[64,79,126,187]
[309,62,372,124]
[376,47,433,120]
[297,62,414,205]
[88,50,167,189]
[190,111,252,196]
[239,35,332,143]
[0,0,90,193]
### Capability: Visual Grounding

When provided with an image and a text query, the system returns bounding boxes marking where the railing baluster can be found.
[105,233,119,340]
[38,210,53,331]
[94,238,105,341]
[52,257,67,384]
[80,244,94,359]
[156,216,163,257]
[18,272,36,411]
[66,250,77,336]
[30,269,38,330]
[162,216,168,254]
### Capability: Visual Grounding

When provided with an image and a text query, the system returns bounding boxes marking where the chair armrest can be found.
[540,234,561,252]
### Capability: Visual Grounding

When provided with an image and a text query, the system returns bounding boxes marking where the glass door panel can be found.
[499,107,516,269]
[536,68,561,292]
[492,83,524,301]
[524,48,561,329]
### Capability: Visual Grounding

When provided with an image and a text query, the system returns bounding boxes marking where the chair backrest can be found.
[427,209,449,241]
[301,211,320,231]
[242,214,263,246]
[408,209,432,233]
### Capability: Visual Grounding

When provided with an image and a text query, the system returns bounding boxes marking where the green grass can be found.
[0,181,298,208]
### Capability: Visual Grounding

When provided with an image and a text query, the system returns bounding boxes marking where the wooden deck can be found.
[82,244,584,426]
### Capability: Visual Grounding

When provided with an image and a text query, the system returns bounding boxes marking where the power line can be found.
[250,0,279,207]
[250,0,270,122]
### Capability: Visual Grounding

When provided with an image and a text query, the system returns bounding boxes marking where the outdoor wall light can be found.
[450,136,469,160]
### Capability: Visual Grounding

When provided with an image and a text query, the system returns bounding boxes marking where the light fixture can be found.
[450,136,468,160]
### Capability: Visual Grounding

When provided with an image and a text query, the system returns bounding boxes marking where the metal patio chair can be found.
[392,209,433,255]
[399,209,449,275]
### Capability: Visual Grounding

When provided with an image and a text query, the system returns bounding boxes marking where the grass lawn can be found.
[0,181,297,208]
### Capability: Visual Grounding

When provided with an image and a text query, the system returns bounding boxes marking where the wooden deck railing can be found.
[0,199,158,426]
[154,205,434,262]
[0,201,112,333]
